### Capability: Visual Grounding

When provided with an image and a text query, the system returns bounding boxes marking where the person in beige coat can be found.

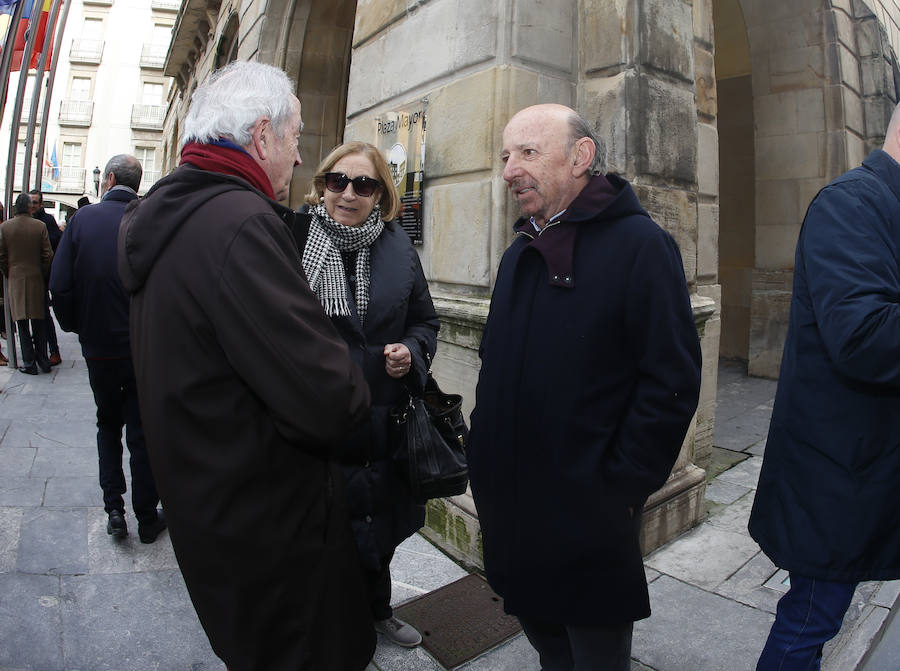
[0,193,53,374]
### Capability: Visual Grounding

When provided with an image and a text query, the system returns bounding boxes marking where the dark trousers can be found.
[86,357,159,524]
[16,319,48,368]
[757,573,857,671]
[365,551,394,621]
[43,292,58,356]
[518,616,633,671]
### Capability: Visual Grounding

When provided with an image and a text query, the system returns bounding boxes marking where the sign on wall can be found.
[373,100,426,245]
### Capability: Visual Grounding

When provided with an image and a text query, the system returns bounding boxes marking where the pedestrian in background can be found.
[117,60,374,671]
[29,189,62,366]
[302,141,440,648]
[0,193,53,375]
[50,154,165,543]
[749,102,900,671]
[467,104,701,671]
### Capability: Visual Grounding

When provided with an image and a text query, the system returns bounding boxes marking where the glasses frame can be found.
[323,172,382,198]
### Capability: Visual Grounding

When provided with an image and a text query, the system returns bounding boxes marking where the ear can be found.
[250,117,271,161]
[571,136,594,177]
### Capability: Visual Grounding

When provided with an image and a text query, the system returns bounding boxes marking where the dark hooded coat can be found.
[468,174,702,626]
[117,164,375,671]
[749,149,900,583]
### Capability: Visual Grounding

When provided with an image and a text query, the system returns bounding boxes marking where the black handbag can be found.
[390,371,469,503]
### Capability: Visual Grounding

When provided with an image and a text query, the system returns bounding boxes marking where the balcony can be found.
[140,43,167,69]
[56,167,87,194]
[58,100,93,126]
[150,0,180,10]
[83,0,112,5]
[70,39,103,64]
[131,104,165,130]
[139,169,161,194]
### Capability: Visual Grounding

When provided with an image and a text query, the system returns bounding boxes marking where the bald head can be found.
[500,104,598,228]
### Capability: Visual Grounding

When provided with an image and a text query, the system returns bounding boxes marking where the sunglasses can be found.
[323,172,381,198]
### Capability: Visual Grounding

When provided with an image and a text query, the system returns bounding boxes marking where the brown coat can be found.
[118,165,375,671]
[0,214,53,320]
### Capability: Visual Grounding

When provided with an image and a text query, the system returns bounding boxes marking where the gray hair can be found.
[181,60,297,148]
[567,112,606,175]
[14,193,32,215]
[104,154,142,191]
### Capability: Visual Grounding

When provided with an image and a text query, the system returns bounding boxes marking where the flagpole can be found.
[3,0,43,369]
[0,0,28,132]
[24,0,61,194]
[34,0,68,192]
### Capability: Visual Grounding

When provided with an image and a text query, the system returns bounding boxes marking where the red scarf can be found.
[180,141,275,200]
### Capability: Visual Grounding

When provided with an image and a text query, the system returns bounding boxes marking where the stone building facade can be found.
[161,0,900,567]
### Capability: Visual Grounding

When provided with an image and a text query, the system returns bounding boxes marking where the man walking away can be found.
[50,154,165,543]
[0,194,53,374]
[29,189,62,366]
[749,101,900,671]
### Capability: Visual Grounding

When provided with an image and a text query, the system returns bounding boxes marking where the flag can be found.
[41,139,56,190]
[0,0,16,49]
[11,0,54,71]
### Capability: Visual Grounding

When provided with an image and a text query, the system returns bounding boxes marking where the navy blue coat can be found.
[749,149,900,582]
[468,175,701,625]
[50,187,136,358]
[302,216,440,572]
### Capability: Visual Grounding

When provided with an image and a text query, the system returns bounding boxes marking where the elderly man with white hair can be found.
[117,60,374,671]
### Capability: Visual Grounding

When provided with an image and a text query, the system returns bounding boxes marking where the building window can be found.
[135,146,156,172]
[142,82,163,105]
[70,77,91,100]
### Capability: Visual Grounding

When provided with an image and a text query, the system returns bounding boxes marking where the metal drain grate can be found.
[393,574,522,668]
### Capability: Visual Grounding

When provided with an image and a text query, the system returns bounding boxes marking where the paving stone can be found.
[826,605,890,671]
[43,476,101,508]
[633,575,772,671]
[60,570,224,671]
[0,476,46,506]
[0,506,23,573]
[0,445,36,475]
[457,632,539,670]
[87,508,180,575]
[705,478,751,504]
[714,550,781,614]
[391,532,468,596]
[371,641,444,670]
[706,490,755,534]
[0,572,63,670]
[715,455,763,489]
[645,522,762,590]
[713,405,773,452]
[0,418,96,448]
[17,508,89,575]
[872,580,900,608]
[31,446,97,478]
[745,437,768,456]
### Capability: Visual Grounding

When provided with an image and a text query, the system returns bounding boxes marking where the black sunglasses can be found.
[323,172,381,198]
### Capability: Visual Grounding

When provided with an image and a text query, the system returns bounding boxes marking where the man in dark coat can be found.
[117,60,374,671]
[0,193,53,374]
[29,189,62,366]
[748,104,900,671]
[467,104,701,670]
[50,154,164,543]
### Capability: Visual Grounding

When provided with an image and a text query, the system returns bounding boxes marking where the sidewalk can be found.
[0,331,895,670]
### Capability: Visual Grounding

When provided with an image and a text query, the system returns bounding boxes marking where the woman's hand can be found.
[384,343,412,379]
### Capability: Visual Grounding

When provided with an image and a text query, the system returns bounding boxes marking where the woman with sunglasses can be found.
[301,141,439,649]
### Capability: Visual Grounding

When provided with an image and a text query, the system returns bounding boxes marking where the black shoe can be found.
[107,510,128,538]
[18,365,38,375]
[138,510,167,544]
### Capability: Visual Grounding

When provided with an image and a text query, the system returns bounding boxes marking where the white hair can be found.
[181,60,298,149]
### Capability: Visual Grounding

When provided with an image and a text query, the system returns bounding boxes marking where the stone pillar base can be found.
[421,463,707,570]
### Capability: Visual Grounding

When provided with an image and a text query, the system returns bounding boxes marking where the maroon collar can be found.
[180,142,275,200]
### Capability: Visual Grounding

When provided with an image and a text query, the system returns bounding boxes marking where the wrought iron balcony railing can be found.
[70,39,104,64]
[130,104,165,130]
[140,43,167,69]
[58,100,93,126]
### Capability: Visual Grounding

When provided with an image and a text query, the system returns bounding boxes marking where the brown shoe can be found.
[0,352,7,366]
[49,353,61,366]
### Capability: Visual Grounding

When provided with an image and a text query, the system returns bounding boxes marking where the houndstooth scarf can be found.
[302,203,384,323]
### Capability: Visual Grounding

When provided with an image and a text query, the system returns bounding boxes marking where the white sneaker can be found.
[374,616,422,647]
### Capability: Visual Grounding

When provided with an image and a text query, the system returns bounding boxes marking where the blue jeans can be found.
[757,573,857,671]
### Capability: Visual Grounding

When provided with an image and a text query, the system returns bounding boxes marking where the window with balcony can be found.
[150,0,180,11]
[70,19,104,64]
[135,146,159,193]
[58,142,86,193]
